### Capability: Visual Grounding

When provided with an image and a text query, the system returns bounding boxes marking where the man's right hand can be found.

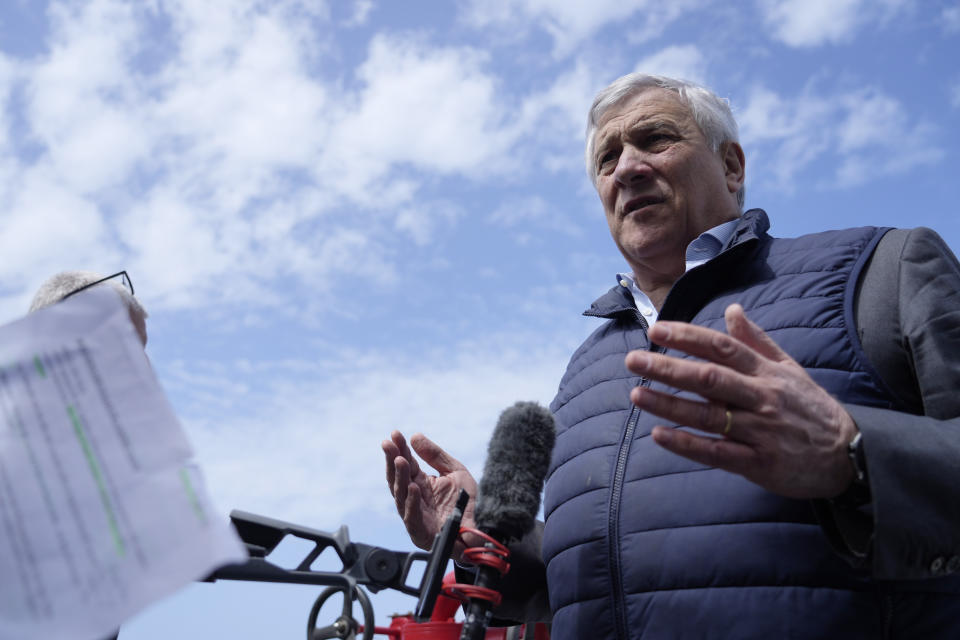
[382,431,478,556]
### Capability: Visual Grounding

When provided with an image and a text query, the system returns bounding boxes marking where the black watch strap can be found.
[830,432,871,509]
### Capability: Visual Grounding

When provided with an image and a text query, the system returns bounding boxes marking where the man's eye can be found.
[598,151,616,171]
[646,133,673,148]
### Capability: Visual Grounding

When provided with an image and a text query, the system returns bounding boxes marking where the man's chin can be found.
[618,231,677,258]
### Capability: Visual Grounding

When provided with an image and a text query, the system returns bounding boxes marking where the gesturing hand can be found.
[625,304,858,499]
[382,431,478,553]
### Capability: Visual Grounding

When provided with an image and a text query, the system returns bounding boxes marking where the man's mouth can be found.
[622,196,663,217]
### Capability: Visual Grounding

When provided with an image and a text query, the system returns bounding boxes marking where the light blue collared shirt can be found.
[616,218,740,325]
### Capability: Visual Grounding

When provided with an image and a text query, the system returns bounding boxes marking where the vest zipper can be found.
[609,311,654,640]
[608,391,644,640]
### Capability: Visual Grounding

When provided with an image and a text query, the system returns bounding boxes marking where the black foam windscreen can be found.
[474,401,555,541]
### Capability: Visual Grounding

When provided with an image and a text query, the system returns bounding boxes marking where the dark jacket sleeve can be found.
[815,227,960,579]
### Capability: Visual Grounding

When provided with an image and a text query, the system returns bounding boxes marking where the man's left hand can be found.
[625,303,857,499]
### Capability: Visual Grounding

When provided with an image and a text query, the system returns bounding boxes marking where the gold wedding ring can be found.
[723,410,733,436]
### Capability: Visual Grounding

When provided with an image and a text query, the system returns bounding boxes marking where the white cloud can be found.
[0,167,122,283]
[634,45,707,84]
[832,91,943,186]
[835,91,904,153]
[343,0,375,27]
[21,1,153,194]
[1,1,337,310]
[394,201,463,246]
[460,0,706,58]
[169,333,575,525]
[488,195,581,238]
[320,34,518,199]
[737,86,832,188]
[2,1,528,316]
[514,58,600,177]
[738,83,943,190]
[944,4,960,32]
[758,0,861,47]
[149,3,332,206]
[0,54,15,152]
[757,0,909,47]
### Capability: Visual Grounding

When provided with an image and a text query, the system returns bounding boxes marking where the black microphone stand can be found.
[207,490,469,640]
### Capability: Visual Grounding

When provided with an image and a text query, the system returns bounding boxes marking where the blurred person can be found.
[30,270,148,346]
[383,73,960,639]
[29,270,146,640]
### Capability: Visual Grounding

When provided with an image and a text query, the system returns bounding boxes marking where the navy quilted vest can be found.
[544,210,960,639]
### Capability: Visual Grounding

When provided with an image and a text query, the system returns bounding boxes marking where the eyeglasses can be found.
[62,271,135,301]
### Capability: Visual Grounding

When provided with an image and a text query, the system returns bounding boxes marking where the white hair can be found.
[29,270,148,320]
[584,73,745,209]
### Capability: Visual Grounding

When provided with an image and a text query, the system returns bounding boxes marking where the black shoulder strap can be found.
[854,229,923,413]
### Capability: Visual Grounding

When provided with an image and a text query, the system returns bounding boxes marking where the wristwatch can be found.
[830,431,871,509]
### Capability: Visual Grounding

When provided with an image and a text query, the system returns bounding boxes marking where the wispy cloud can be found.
[0,168,123,286]
[394,200,463,246]
[164,333,576,525]
[488,195,582,240]
[459,0,707,58]
[0,2,530,318]
[757,0,909,47]
[634,45,708,84]
[944,4,960,33]
[515,57,601,175]
[323,34,517,194]
[343,0,375,27]
[0,53,17,151]
[739,83,943,190]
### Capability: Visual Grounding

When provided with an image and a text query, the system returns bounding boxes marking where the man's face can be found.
[592,88,744,277]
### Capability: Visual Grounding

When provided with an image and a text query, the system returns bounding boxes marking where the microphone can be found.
[459,401,555,640]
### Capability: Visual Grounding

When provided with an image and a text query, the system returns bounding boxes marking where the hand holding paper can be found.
[0,289,246,640]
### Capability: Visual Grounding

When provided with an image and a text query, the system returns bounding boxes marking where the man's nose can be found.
[613,146,652,187]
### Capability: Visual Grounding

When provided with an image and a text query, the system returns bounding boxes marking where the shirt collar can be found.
[617,217,741,324]
[684,217,739,268]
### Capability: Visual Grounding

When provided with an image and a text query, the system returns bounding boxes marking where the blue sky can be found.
[1,0,958,637]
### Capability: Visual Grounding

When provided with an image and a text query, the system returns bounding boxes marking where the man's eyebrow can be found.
[633,118,678,133]
[594,137,612,155]
[594,118,681,160]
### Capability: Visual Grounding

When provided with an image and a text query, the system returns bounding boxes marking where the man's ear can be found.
[721,141,746,195]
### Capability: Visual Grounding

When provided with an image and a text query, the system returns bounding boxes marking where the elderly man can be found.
[384,73,960,638]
